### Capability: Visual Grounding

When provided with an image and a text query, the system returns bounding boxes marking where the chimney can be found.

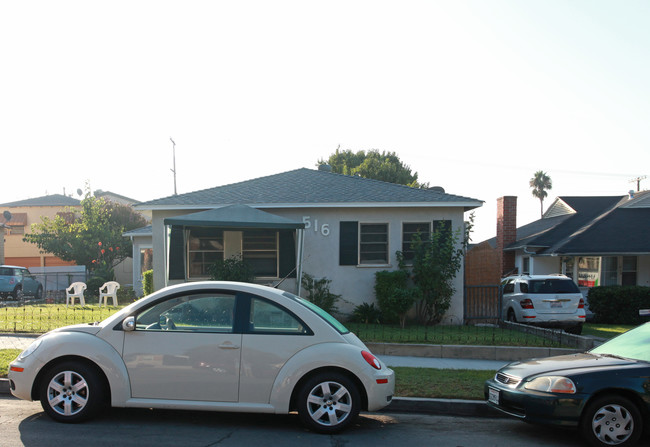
[496,196,517,277]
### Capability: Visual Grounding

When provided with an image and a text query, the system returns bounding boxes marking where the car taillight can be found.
[520,299,534,309]
[578,298,585,309]
[361,350,382,370]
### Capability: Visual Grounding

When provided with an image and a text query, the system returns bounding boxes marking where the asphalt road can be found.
[0,395,599,447]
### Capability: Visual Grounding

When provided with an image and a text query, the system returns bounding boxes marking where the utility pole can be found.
[629,175,647,192]
[170,137,177,195]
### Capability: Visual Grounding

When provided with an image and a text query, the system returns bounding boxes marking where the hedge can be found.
[587,286,650,324]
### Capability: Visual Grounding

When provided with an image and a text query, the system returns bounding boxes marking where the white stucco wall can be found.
[150,206,468,323]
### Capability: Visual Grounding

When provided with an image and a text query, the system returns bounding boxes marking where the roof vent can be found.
[318,164,332,172]
[429,186,445,193]
[629,190,635,200]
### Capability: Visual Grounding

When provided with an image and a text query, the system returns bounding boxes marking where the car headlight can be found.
[18,338,42,360]
[524,376,576,394]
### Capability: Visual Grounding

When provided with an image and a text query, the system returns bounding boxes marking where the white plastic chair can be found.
[66,282,87,306]
[99,281,120,307]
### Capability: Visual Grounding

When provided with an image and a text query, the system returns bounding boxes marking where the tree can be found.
[396,215,473,325]
[24,193,148,276]
[529,171,552,218]
[318,148,428,188]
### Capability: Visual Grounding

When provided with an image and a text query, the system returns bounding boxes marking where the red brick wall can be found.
[496,196,517,277]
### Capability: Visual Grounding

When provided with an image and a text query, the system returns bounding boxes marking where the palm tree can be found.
[529,171,552,218]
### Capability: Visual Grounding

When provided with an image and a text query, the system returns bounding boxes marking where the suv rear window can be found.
[528,279,580,294]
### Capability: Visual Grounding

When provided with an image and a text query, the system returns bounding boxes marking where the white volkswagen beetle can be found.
[8,281,395,433]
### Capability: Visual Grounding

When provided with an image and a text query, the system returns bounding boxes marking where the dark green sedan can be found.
[485,322,650,447]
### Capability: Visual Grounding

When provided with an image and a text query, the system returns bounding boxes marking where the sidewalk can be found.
[0,333,576,418]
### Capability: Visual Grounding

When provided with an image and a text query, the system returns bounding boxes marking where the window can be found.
[243,230,278,277]
[9,225,24,235]
[622,256,637,286]
[136,293,236,333]
[359,223,388,264]
[402,223,430,263]
[601,257,618,286]
[577,257,600,287]
[249,297,308,334]
[188,228,224,278]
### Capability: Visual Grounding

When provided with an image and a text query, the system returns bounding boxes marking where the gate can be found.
[464,285,502,323]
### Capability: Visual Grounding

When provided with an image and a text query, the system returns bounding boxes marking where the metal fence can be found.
[464,285,502,323]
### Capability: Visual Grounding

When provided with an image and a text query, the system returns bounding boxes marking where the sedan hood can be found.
[500,353,637,379]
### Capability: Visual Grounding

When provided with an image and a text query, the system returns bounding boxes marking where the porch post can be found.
[296,228,304,296]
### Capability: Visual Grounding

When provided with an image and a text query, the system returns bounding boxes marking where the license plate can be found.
[488,387,500,405]
[551,301,562,308]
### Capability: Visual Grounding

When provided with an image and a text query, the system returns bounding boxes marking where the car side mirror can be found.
[122,316,136,332]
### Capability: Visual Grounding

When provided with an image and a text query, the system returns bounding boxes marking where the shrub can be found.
[587,286,650,324]
[142,269,154,296]
[374,270,415,328]
[350,302,382,324]
[209,255,255,283]
[301,273,341,314]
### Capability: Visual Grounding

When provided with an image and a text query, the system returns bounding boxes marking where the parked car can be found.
[8,281,395,433]
[0,265,43,300]
[485,322,650,446]
[501,274,586,334]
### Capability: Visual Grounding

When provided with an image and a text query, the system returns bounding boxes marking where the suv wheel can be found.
[507,309,517,323]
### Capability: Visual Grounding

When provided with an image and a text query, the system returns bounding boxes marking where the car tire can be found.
[35,286,43,300]
[507,309,517,323]
[11,287,23,301]
[39,361,106,423]
[297,371,361,434]
[580,394,642,447]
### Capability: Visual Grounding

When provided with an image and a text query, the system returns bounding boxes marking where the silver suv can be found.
[501,274,586,334]
[0,265,43,300]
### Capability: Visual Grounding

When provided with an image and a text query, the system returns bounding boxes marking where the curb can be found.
[0,378,500,419]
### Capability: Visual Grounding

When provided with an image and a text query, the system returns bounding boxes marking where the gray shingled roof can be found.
[483,194,650,255]
[0,194,81,207]
[137,168,483,210]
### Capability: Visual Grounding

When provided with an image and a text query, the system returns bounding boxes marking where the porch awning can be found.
[163,204,305,229]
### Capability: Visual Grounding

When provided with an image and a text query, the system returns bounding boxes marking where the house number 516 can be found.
[302,216,330,236]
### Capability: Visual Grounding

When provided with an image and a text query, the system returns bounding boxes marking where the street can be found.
[0,395,595,447]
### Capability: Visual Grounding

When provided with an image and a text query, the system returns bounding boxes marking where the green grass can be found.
[0,304,122,333]
[1,349,21,378]
[582,323,634,339]
[347,322,565,347]
[393,367,495,400]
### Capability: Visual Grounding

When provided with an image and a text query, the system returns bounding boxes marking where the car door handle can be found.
[218,342,240,350]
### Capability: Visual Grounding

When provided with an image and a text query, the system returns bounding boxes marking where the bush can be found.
[374,270,415,327]
[209,255,255,282]
[350,302,382,324]
[142,269,154,296]
[587,286,650,324]
[301,273,341,314]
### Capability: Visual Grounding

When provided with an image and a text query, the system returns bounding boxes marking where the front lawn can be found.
[582,323,635,339]
[0,349,20,378]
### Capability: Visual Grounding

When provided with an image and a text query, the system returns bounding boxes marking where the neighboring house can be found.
[466,192,650,292]
[0,222,7,264]
[123,225,153,296]
[135,167,483,320]
[0,194,81,268]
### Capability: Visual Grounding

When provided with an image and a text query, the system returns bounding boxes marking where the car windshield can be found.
[590,322,650,362]
[283,292,349,334]
[528,279,580,294]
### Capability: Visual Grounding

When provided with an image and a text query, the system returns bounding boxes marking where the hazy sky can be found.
[2,0,648,242]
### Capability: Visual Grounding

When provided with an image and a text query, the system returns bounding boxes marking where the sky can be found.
[2,0,649,242]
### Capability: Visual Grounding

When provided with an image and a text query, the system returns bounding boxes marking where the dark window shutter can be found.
[339,221,358,266]
[168,225,186,280]
[279,230,297,278]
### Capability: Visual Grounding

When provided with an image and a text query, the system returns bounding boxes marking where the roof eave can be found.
[136,201,484,212]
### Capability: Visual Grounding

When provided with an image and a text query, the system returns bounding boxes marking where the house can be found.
[0,194,81,268]
[135,167,483,320]
[0,222,8,264]
[465,192,650,291]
